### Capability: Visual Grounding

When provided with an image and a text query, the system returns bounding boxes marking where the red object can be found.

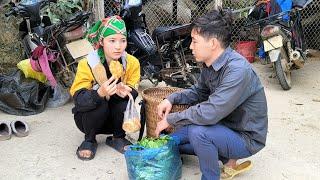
[235,41,257,63]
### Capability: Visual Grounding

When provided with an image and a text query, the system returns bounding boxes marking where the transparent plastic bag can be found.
[122,95,141,133]
[46,82,71,108]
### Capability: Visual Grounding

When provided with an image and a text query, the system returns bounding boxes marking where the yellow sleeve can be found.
[69,59,95,96]
[125,54,141,90]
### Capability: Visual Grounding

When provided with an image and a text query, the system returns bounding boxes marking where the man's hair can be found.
[191,9,233,48]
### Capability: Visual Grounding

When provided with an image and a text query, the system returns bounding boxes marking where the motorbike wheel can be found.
[166,72,199,88]
[273,48,292,90]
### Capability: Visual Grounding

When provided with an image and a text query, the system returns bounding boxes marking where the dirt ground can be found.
[0,56,320,180]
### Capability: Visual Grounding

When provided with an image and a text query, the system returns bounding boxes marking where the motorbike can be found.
[247,0,313,90]
[5,0,91,88]
[152,23,201,87]
[107,0,200,87]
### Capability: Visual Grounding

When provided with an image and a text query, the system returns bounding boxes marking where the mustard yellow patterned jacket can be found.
[70,54,140,97]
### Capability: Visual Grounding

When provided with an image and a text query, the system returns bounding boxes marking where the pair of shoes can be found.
[220,160,252,179]
[76,140,98,161]
[0,120,29,141]
[105,136,132,154]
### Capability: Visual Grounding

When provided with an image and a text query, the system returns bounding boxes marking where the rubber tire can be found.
[166,72,199,88]
[273,48,292,90]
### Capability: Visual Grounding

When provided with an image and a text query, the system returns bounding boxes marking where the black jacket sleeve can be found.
[72,88,104,113]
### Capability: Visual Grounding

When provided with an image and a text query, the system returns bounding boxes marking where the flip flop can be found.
[76,141,97,161]
[221,160,252,179]
[0,121,11,141]
[10,120,29,137]
[105,136,132,154]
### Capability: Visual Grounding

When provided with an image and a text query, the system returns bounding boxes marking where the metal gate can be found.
[104,0,320,49]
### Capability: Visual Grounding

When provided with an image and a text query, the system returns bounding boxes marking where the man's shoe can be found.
[221,160,252,179]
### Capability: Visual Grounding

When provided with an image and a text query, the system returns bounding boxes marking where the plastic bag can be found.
[0,70,50,116]
[122,95,141,133]
[124,136,182,180]
[17,59,47,83]
[46,82,71,108]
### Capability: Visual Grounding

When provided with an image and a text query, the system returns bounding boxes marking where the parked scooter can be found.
[152,23,200,87]
[247,0,313,90]
[108,0,200,87]
[5,0,91,87]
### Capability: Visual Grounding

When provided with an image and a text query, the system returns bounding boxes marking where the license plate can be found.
[263,35,283,52]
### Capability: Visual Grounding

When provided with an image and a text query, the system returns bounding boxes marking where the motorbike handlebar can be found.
[45,11,91,42]
[245,10,291,27]
[120,10,129,19]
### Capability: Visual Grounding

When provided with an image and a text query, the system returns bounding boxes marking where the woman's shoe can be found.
[105,136,132,154]
[0,121,12,141]
[76,140,98,161]
[10,120,29,137]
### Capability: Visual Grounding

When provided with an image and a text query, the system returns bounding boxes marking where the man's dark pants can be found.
[172,124,252,180]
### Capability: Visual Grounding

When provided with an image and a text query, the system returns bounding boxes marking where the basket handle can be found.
[138,99,146,141]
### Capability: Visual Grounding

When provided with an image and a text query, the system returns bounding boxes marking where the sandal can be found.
[0,121,11,141]
[105,136,132,154]
[221,160,252,179]
[10,120,29,137]
[76,141,97,161]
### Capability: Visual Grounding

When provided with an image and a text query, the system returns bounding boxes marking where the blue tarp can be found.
[274,0,292,21]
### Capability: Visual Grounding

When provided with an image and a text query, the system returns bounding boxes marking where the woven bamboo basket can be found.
[141,87,189,138]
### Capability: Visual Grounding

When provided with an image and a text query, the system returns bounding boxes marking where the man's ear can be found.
[210,38,217,50]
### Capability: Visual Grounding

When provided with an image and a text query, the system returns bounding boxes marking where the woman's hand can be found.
[116,82,132,98]
[97,76,118,98]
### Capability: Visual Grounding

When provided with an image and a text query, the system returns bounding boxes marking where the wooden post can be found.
[93,0,104,21]
[206,0,223,11]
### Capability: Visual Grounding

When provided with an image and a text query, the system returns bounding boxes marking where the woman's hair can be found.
[191,8,233,48]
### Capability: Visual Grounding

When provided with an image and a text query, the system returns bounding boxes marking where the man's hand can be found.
[116,82,132,98]
[97,76,118,97]
[155,118,170,137]
[157,99,172,119]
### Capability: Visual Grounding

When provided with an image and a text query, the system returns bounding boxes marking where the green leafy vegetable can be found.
[136,135,170,149]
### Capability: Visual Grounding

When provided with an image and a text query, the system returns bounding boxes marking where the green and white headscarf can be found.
[86,15,127,63]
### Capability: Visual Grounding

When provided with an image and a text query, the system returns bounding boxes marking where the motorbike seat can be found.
[152,24,192,44]
[292,0,313,9]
